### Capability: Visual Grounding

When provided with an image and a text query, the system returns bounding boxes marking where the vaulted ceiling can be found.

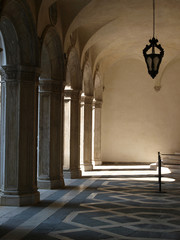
[35,0,180,79]
[60,0,180,77]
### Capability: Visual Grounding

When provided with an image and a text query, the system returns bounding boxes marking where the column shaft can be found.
[63,90,81,178]
[83,96,93,171]
[0,65,40,206]
[63,92,71,170]
[37,78,64,189]
[70,90,81,178]
[92,100,102,166]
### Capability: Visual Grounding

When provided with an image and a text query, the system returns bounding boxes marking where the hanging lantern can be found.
[143,0,164,78]
[143,37,164,79]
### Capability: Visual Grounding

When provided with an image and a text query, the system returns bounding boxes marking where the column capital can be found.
[71,90,80,100]
[0,65,18,82]
[64,89,71,101]
[94,100,102,108]
[18,65,40,83]
[0,65,40,83]
[38,78,62,93]
[63,89,80,100]
[84,95,93,104]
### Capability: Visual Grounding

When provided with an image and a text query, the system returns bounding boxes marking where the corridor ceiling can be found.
[61,0,180,76]
[37,0,180,77]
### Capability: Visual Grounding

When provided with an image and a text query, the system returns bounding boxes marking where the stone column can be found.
[82,96,93,171]
[37,78,64,189]
[63,90,81,178]
[92,100,102,166]
[0,65,40,206]
[63,90,71,171]
[70,90,81,178]
[80,94,85,169]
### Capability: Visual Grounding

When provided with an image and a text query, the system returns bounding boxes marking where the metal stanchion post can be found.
[158,152,161,193]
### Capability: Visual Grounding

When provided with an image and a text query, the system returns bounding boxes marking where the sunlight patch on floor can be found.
[95,177,175,182]
[82,165,174,182]
[93,165,151,170]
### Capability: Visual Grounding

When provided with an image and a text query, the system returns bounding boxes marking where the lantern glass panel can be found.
[153,56,159,71]
[147,56,152,71]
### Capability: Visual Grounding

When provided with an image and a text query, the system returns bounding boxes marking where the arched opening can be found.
[37,27,65,189]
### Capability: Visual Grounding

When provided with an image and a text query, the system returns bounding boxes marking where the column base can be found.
[92,159,102,166]
[0,191,40,206]
[81,163,93,171]
[37,179,65,189]
[64,169,82,179]
[150,162,158,170]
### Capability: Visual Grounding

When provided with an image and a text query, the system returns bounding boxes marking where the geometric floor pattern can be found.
[0,175,180,239]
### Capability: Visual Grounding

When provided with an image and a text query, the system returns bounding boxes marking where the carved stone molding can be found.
[84,95,93,105]
[94,100,102,108]
[64,89,72,99]
[0,65,40,84]
[64,89,80,100]
[0,65,17,82]
[39,78,62,93]
[71,90,80,100]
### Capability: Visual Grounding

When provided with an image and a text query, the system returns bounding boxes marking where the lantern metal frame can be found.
[143,0,164,79]
[143,37,164,79]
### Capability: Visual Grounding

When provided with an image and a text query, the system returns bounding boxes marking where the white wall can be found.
[102,58,180,163]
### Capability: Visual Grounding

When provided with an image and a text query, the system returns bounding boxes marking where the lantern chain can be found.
[153,0,155,38]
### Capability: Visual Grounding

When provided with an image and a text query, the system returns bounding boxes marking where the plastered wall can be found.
[102,58,180,163]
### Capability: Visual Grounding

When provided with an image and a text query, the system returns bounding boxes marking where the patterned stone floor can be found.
[0,171,180,240]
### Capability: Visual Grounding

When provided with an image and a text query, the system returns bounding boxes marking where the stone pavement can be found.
[0,174,180,240]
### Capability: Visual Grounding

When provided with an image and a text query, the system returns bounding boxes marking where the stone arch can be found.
[0,31,7,66]
[40,27,64,81]
[1,0,39,66]
[66,47,82,90]
[82,61,93,96]
[0,17,19,66]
